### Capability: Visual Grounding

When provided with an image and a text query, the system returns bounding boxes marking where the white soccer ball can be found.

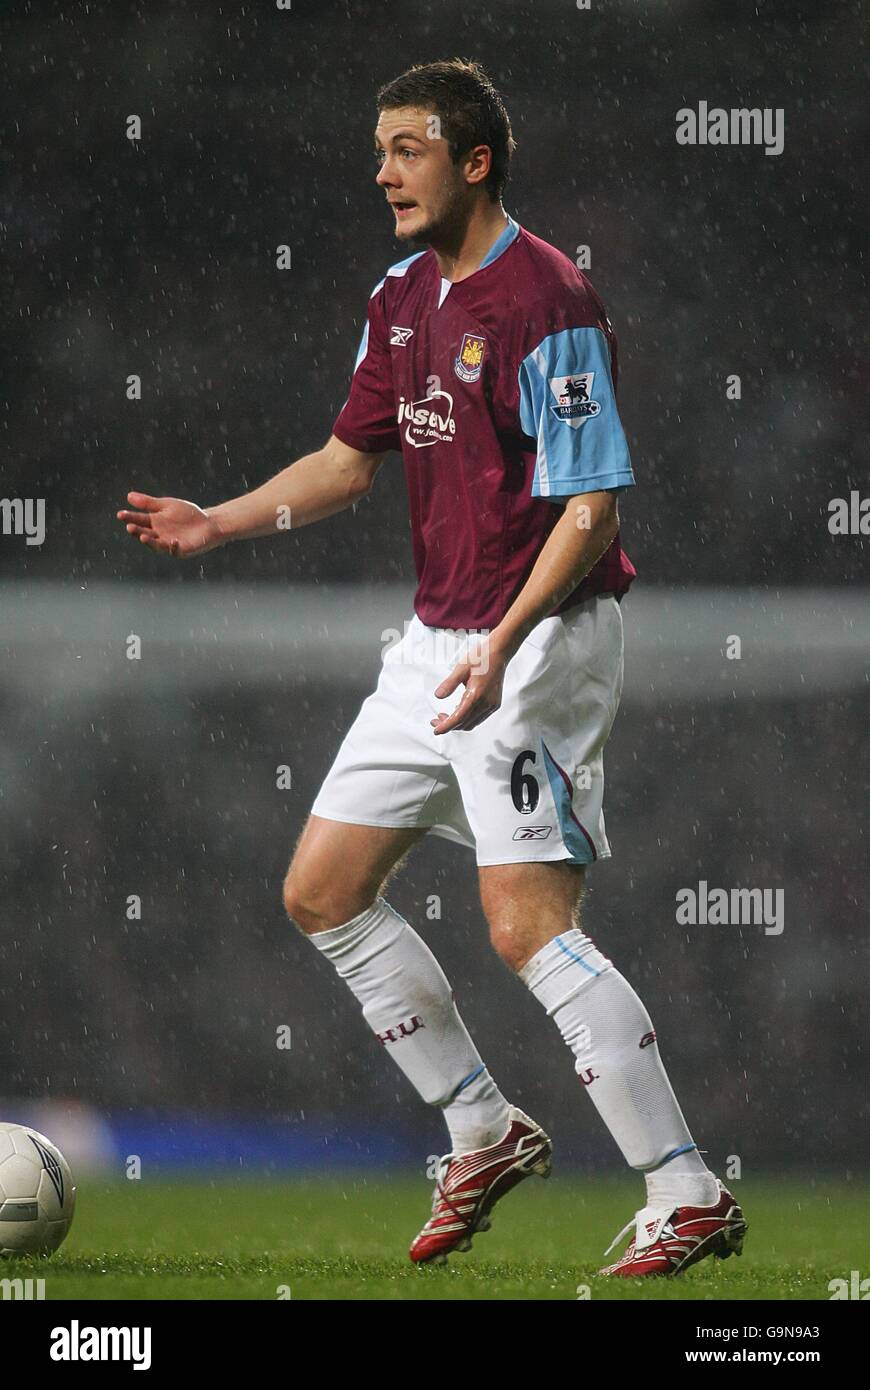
[0,1123,76,1256]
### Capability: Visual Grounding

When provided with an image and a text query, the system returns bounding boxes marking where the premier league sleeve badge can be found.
[548,373,601,425]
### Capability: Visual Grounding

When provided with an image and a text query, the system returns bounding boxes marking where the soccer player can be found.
[118,59,747,1277]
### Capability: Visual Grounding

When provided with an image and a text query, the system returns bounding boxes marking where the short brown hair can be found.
[376,58,516,202]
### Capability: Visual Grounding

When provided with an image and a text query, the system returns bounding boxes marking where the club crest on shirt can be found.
[548,372,601,427]
[454,332,487,382]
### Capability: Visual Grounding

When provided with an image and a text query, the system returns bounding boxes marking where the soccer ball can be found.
[0,1123,76,1256]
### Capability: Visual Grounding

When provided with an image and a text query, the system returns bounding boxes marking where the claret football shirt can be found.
[332,214,636,630]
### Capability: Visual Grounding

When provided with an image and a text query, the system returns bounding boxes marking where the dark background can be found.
[3,0,865,587]
[0,0,866,1174]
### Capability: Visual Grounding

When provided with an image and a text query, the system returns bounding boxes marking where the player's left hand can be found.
[431,638,507,734]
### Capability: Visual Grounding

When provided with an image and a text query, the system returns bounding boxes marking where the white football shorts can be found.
[310,593,624,867]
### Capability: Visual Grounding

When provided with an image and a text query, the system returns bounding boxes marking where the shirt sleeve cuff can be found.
[533,470,636,499]
[331,418,377,453]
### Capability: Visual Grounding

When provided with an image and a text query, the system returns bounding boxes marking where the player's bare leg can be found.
[285,815,545,1263]
[478,859,589,972]
[285,820,503,1122]
[479,858,746,1276]
[283,814,426,933]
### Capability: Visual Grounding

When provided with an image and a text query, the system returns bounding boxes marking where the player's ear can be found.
[463,143,492,188]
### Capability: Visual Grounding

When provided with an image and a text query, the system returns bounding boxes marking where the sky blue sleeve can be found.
[518,326,635,499]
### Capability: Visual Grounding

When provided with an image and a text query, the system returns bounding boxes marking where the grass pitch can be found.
[3,1175,863,1300]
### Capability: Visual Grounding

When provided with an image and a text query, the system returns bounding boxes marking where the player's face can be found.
[374,107,472,246]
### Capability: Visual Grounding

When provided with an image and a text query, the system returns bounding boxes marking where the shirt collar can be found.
[478,212,520,269]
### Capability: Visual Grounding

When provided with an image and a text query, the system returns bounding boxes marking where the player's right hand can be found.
[116,493,225,558]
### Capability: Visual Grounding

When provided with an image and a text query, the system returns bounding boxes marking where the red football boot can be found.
[410,1106,552,1265]
[598,1179,748,1276]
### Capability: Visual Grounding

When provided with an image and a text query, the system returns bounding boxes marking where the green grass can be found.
[1,1175,864,1300]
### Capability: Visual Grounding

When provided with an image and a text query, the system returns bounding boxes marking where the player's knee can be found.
[282,866,321,933]
[487,919,530,973]
[283,864,378,935]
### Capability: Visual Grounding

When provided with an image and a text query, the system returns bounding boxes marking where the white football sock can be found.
[644,1149,720,1211]
[520,931,718,1205]
[310,895,511,1155]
